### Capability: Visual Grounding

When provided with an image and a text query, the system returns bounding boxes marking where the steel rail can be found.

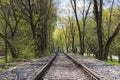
[27,53,58,80]
[64,53,100,80]
[27,53,100,80]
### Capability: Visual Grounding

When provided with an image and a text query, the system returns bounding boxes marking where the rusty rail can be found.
[64,53,100,80]
[27,53,100,80]
[27,53,58,80]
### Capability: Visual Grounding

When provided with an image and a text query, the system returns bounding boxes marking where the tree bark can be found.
[71,0,83,55]
[5,23,8,62]
[82,0,91,55]
[107,0,114,61]
[104,24,120,61]
[0,33,17,58]
[93,0,104,60]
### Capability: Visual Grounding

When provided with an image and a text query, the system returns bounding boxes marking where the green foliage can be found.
[0,0,57,62]
[85,17,98,53]
[42,49,51,56]
[102,8,120,56]
[107,59,120,66]
[0,58,5,63]
[2,78,8,80]
[53,29,65,50]
[84,55,94,59]
[0,0,120,64]
[21,40,35,59]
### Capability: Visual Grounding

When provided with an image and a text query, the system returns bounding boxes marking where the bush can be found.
[21,40,35,59]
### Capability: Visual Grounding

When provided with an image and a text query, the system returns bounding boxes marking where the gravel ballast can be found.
[67,53,120,80]
[0,54,55,80]
[0,53,120,80]
[44,53,90,80]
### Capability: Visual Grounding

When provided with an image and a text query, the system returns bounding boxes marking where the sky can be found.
[57,0,120,17]
[57,0,93,18]
[56,0,120,28]
[56,0,91,28]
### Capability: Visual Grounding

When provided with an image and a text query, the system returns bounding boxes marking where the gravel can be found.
[43,53,90,80]
[1,53,120,80]
[67,53,120,80]
[0,54,55,80]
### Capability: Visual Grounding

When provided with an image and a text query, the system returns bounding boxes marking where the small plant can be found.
[9,73,15,77]
[2,64,8,69]
[2,78,8,80]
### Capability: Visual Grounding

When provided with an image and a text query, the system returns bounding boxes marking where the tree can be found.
[53,29,65,52]
[0,0,57,60]
[70,0,91,55]
[70,0,84,55]
[12,0,56,56]
[93,0,120,60]
[68,16,76,53]
[0,1,18,61]
[93,0,104,60]
[81,0,92,55]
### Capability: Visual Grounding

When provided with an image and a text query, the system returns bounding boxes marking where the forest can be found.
[0,0,120,64]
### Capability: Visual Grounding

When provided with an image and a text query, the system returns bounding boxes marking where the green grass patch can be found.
[84,55,94,58]
[0,58,5,63]
[84,56,120,66]
[106,59,120,66]
[83,54,120,66]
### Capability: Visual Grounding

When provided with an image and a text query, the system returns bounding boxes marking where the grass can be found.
[0,58,5,63]
[0,56,29,70]
[84,55,94,58]
[107,59,120,66]
[83,54,120,66]
[0,57,14,64]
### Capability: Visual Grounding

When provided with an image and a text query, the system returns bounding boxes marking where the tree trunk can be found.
[5,19,8,62]
[66,46,68,53]
[82,20,85,55]
[74,5,83,55]
[72,36,75,53]
[81,0,91,56]
[69,16,75,53]
[39,21,48,55]
[104,24,120,60]
[7,41,17,58]
[93,0,103,60]
[109,53,113,61]
[71,0,84,55]
[5,37,8,62]
[108,0,114,39]
[106,0,114,61]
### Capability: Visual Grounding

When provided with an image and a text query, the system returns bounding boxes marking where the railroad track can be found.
[27,53,100,80]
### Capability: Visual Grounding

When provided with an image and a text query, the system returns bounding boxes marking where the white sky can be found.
[57,0,93,18]
[56,0,120,28]
[57,0,120,17]
[56,0,92,28]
